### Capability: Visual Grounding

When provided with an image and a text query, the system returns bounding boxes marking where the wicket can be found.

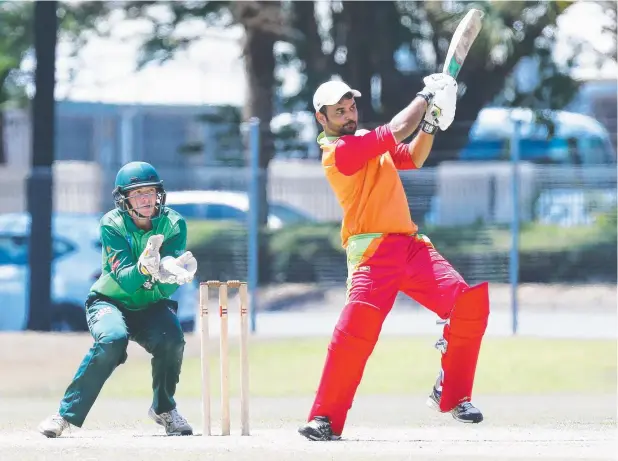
[198,280,250,437]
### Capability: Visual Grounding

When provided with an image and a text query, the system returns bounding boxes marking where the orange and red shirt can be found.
[319,124,419,248]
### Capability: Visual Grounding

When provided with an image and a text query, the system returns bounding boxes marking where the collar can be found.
[317,131,341,146]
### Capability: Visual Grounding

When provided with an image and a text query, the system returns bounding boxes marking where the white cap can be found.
[313,80,361,112]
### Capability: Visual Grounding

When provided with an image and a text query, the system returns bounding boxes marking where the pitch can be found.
[0,331,615,461]
[1,394,615,461]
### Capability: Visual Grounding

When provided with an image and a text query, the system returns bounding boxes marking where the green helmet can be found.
[113,161,166,217]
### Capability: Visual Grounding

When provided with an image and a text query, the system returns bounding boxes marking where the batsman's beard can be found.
[341,121,357,135]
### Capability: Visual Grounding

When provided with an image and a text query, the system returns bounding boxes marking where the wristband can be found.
[420,120,437,135]
[416,90,434,106]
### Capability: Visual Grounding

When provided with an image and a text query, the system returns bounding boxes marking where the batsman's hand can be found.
[423,74,458,131]
[417,73,454,104]
[138,234,164,278]
[157,251,198,285]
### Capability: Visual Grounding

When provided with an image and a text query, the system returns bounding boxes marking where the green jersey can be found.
[90,207,188,310]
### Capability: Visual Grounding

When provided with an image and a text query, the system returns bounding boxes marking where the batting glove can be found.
[420,74,458,133]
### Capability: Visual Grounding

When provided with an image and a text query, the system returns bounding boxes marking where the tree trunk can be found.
[291,1,333,112]
[240,10,278,285]
[331,2,377,123]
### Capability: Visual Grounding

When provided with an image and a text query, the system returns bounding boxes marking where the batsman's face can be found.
[127,186,157,218]
[317,97,358,136]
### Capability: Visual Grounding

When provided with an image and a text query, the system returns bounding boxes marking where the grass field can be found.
[3,334,615,399]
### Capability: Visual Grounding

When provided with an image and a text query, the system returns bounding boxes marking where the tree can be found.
[0,2,34,164]
[62,0,294,283]
[593,1,616,62]
[283,1,579,164]
[0,1,112,165]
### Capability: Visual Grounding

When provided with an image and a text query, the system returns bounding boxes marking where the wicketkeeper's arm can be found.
[101,225,149,294]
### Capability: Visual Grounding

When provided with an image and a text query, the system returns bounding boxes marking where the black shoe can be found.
[426,387,483,424]
[298,416,341,441]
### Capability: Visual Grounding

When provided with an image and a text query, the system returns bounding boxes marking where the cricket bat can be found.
[442,8,484,78]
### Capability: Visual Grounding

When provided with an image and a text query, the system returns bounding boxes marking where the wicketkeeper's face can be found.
[127,186,157,219]
[318,96,358,136]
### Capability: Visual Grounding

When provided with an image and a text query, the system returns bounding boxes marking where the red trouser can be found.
[307,233,471,436]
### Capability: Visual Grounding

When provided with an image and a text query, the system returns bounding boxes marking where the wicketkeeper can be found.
[38,161,198,438]
[298,74,490,441]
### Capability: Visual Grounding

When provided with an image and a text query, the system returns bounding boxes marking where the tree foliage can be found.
[283,1,579,163]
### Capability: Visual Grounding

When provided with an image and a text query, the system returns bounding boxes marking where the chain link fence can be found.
[1,107,616,328]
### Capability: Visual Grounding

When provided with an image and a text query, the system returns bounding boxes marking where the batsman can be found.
[38,161,198,438]
[298,74,490,441]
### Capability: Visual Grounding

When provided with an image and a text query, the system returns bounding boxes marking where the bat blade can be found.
[443,8,484,78]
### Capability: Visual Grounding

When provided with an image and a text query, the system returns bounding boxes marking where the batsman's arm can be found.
[389,131,435,169]
[101,225,149,294]
[157,220,188,297]
[333,95,429,176]
[332,125,399,176]
[388,96,430,143]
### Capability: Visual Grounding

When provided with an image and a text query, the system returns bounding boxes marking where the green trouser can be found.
[58,294,185,427]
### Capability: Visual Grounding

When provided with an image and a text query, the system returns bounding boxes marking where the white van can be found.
[459,107,616,165]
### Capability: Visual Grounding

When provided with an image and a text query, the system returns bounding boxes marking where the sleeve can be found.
[157,219,188,297]
[101,225,148,295]
[333,124,398,176]
[389,143,417,170]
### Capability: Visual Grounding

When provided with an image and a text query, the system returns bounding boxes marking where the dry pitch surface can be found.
[1,332,616,461]
[1,394,615,461]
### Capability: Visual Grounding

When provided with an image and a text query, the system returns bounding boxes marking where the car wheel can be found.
[51,303,88,332]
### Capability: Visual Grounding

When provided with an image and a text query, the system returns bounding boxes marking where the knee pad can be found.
[438,282,490,412]
[330,302,388,357]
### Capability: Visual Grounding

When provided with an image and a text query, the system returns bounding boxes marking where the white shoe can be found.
[148,407,193,436]
[38,413,70,438]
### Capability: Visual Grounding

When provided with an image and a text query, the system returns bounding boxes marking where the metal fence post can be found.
[509,118,522,335]
[248,118,260,333]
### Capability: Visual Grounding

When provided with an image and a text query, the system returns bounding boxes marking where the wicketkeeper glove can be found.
[138,234,164,278]
[157,251,198,285]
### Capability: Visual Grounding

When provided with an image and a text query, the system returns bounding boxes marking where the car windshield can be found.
[166,203,209,219]
[269,204,310,224]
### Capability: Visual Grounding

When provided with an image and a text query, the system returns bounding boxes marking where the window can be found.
[269,204,311,224]
[204,204,246,221]
[52,238,75,260]
[0,235,29,265]
[167,203,209,219]
[579,136,614,165]
[0,234,75,266]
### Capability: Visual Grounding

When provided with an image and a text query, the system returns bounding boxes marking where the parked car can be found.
[459,107,616,165]
[0,212,197,332]
[165,190,314,229]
